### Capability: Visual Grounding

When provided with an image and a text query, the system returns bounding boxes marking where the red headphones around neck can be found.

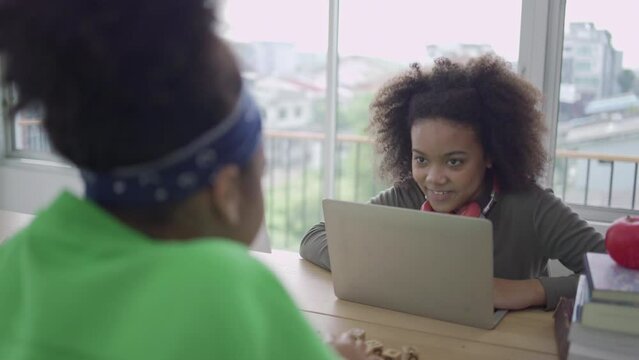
[420,177,499,218]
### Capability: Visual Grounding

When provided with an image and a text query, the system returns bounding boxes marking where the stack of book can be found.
[568,252,639,360]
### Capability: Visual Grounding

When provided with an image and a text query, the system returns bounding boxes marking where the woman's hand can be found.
[327,331,382,360]
[493,278,546,310]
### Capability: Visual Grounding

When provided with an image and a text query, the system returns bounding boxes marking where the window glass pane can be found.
[554,0,639,209]
[2,83,50,153]
[219,0,328,250]
[335,0,522,202]
[13,106,50,153]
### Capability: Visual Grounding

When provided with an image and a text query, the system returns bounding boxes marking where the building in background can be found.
[426,43,495,62]
[561,22,623,102]
[555,23,639,208]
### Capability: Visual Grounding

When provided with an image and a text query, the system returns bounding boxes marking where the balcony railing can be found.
[263,130,386,250]
[264,131,639,249]
[553,149,639,210]
[11,122,639,249]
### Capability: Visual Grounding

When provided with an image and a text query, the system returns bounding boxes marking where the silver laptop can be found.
[322,199,507,329]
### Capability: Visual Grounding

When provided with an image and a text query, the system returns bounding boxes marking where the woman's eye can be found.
[414,156,427,165]
[448,159,463,167]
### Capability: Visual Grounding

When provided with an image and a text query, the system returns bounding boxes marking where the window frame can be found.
[518,0,565,190]
[1,0,636,222]
[1,70,63,164]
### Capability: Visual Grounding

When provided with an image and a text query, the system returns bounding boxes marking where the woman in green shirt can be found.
[0,1,369,359]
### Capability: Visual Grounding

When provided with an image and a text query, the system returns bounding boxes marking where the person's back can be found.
[0,0,355,358]
[0,194,334,359]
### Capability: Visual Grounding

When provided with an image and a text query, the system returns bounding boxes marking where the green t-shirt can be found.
[0,192,338,360]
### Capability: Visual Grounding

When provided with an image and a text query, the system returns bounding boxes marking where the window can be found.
[577,46,593,56]
[1,81,54,160]
[334,0,522,203]
[218,0,329,250]
[13,107,50,153]
[574,61,592,72]
[2,0,637,249]
[553,0,639,215]
[277,107,288,120]
[220,0,523,250]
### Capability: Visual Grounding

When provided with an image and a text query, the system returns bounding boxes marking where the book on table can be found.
[568,275,639,360]
[583,252,639,305]
[579,253,639,336]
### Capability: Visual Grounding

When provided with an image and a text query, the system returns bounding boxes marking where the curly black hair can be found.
[369,55,547,192]
[0,0,240,171]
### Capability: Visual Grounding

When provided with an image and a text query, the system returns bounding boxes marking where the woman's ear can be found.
[208,165,242,226]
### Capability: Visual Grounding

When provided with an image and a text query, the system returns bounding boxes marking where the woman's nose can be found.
[426,166,447,185]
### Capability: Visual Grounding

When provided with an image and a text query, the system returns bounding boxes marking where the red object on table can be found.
[605,215,639,270]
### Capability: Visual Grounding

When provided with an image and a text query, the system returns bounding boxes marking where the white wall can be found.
[0,162,273,252]
[0,162,82,214]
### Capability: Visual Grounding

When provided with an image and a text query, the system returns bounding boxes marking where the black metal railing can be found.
[554,149,639,210]
[263,130,385,250]
[12,122,639,249]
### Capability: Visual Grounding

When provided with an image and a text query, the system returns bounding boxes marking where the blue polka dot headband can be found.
[81,86,262,208]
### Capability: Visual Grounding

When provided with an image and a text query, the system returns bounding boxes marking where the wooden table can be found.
[253,250,559,360]
[0,210,558,359]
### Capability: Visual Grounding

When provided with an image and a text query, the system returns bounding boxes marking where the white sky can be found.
[565,0,639,68]
[219,0,639,68]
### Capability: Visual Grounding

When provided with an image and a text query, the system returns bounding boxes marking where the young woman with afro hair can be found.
[301,55,605,311]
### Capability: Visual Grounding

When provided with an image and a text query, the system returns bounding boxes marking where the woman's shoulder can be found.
[498,183,563,212]
[500,182,553,200]
[147,240,275,294]
[369,179,424,209]
[163,239,263,271]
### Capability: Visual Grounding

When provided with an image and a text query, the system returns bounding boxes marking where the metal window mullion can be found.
[285,139,291,247]
[1,76,13,158]
[632,163,638,210]
[584,159,591,205]
[354,142,361,201]
[302,141,307,229]
[0,59,8,158]
[268,138,275,230]
[607,162,614,207]
[518,0,566,188]
[562,157,568,200]
[322,0,339,207]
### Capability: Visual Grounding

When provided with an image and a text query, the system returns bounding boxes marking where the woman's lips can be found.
[427,189,453,202]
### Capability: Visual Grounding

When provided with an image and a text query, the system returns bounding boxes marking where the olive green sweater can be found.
[300,180,606,310]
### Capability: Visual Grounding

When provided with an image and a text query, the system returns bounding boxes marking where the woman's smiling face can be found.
[411,118,492,213]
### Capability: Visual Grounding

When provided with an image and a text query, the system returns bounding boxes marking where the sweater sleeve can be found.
[532,189,606,310]
[299,181,424,270]
[299,222,332,270]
